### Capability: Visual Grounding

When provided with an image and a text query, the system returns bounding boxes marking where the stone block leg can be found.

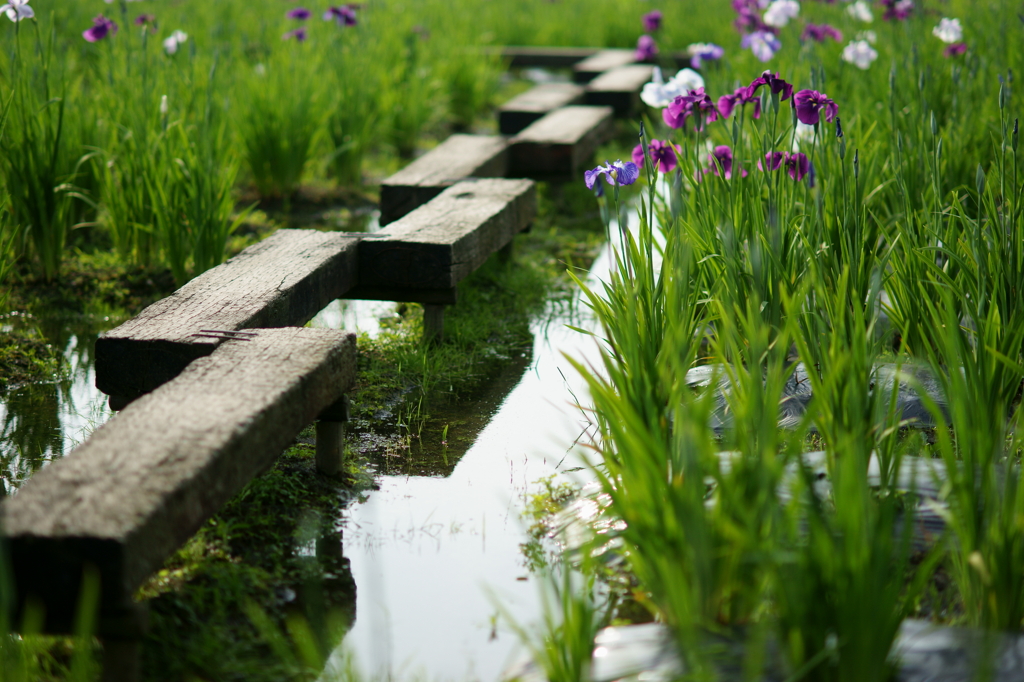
[424,304,445,343]
[316,394,351,476]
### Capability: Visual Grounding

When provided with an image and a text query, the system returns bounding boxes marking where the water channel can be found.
[0,211,619,681]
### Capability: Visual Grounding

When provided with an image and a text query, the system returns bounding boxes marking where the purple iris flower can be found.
[785,152,811,182]
[944,42,967,57]
[794,89,838,125]
[732,0,773,34]
[636,35,659,61]
[881,0,913,21]
[717,85,762,119]
[688,43,725,69]
[741,30,781,62]
[801,23,842,42]
[283,27,308,41]
[663,88,719,130]
[287,7,311,19]
[324,5,357,25]
[134,13,155,26]
[642,10,663,32]
[631,139,678,173]
[585,160,640,192]
[758,151,787,171]
[759,151,813,183]
[83,15,118,43]
[748,70,794,102]
[699,145,747,180]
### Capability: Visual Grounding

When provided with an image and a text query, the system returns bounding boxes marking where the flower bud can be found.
[639,119,647,142]
[835,117,844,138]
[999,83,1006,111]
[936,137,943,159]
[930,111,937,137]
[976,164,986,197]
[889,67,896,94]
[160,94,168,116]
[854,149,859,180]
[1013,118,1019,153]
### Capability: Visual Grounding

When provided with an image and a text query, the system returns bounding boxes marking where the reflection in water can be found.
[0,317,116,494]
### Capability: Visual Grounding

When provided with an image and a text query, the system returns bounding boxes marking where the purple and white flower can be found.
[841,39,878,69]
[163,29,187,54]
[801,23,842,42]
[846,1,873,22]
[286,7,311,20]
[742,30,781,62]
[932,18,962,44]
[585,160,640,192]
[686,42,724,69]
[283,27,308,41]
[0,0,33,22]
[640,67,705,108]
[763,0,799,28]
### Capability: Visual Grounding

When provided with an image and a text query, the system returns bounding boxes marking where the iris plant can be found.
[163,29,187,54]
[742,31,781,62]
[286,7,311,20]
[793,89,838,125]
[83,15,117,42]
[801,23,842,42]
[642,10,662,32]
[881,0,913,21]
[283,27,307,41]
[846,1,873,22]
[632,140,678,173]
[763,0,799,28]
[640,67,705,109]
[324,5,357,25]
[842,39,878,69]
[717,85,762,119]
[584,160,639,195]
[748,71,794,102]
[635,35,658,61]
[663,88,719,130]
[759,151,812,182]
[0,0,32,22]
[701,145,746,179]
[687,43,724,69]
[944,42,967,58]
[932,18,963,44]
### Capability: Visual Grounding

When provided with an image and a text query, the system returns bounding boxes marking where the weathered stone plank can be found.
[349,178,536,298]
[585,64,655,117]
[508,105,615,179]
[95,229,359,401]
[379,134,509,226]
[572,49,636,83]
[498,83,586,135]
[2,327,357,633]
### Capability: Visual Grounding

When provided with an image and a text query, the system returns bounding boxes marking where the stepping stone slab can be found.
[572,49,637,83]
[379,134,509,226]
[500,46,600,68]
[95,229,359,401]
[585,64,655,117]
[1,327,357,633]
[498,82,586,135]
[349,178,536,304]
[508,105,615,179]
